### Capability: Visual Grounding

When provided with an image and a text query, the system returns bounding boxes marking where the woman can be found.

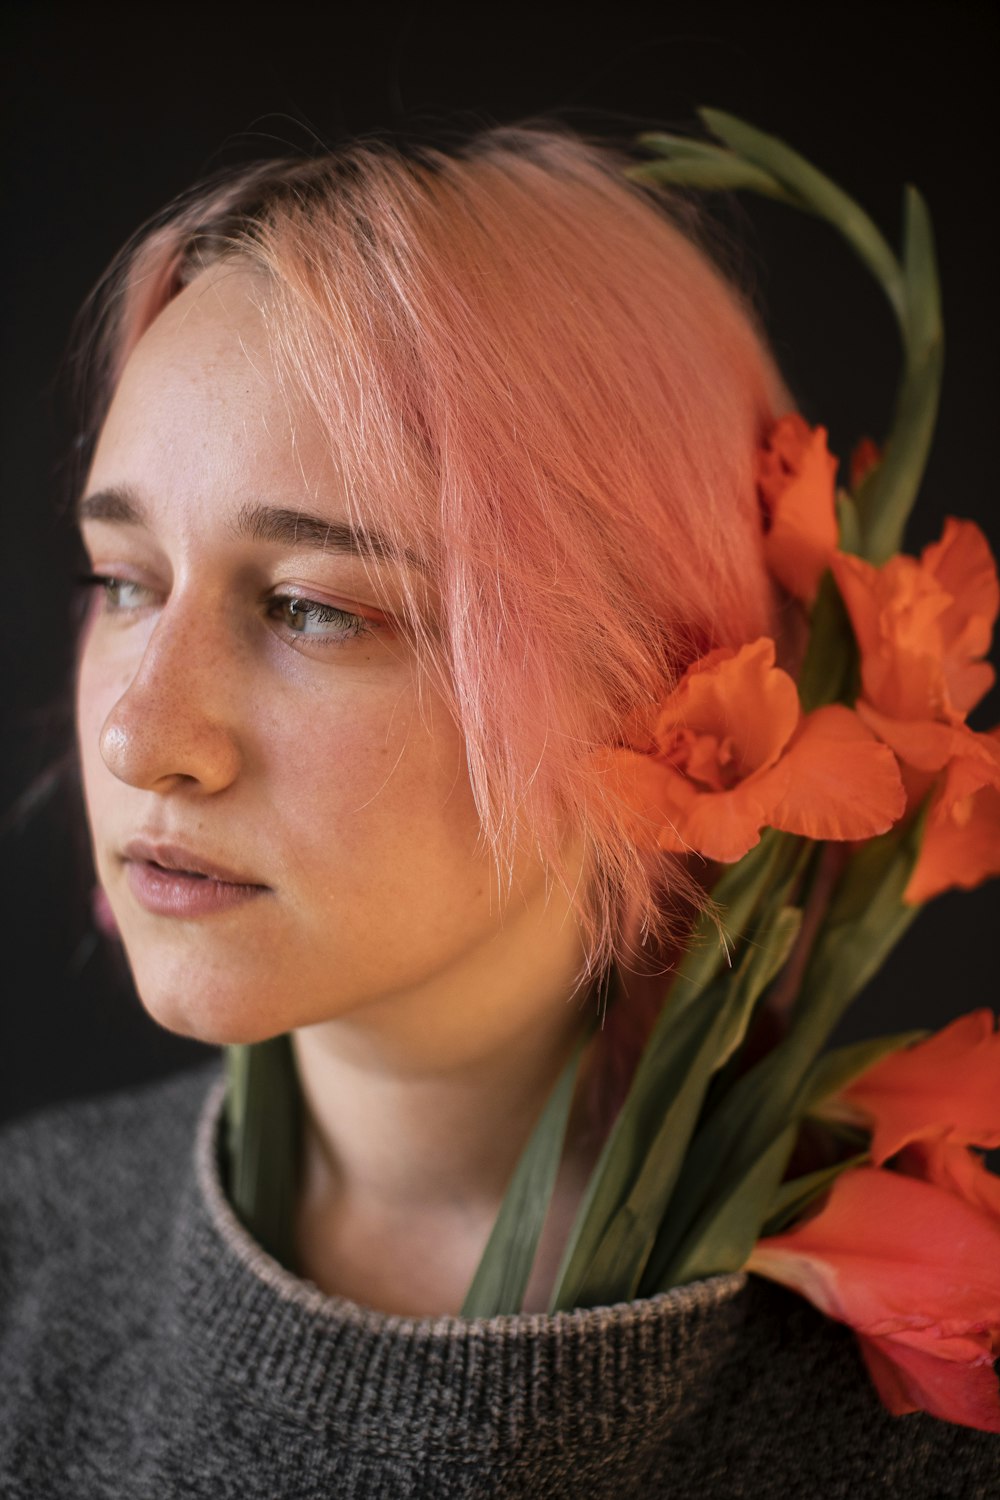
[1,122,995,1497]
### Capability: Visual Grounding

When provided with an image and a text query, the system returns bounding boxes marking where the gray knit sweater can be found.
[0,1059,996,1499]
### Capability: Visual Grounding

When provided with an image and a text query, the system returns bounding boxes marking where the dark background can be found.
[2,0,997,1126]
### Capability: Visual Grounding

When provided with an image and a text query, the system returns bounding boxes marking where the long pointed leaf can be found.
[697,107,905,324]
[653,1123,799,1288]
[460,1027,590,1317]
[628,155,793,198]
[856,187,943,563]
[559,907,801,1308]
[757,1148,870,1239]
[546,833,794,1311]
[224,1035,303,1273]
[800,1028,930,1113]
[638,813,925,1289]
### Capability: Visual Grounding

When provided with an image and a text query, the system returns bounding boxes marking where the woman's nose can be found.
[98,602,243,795]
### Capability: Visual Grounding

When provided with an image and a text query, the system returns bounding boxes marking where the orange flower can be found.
[751,1010,1000,1428]
[818,1009,1000,1165]
[903,731,1000,902]
[830,518,998,725]
[756,414,840,605]
[895,1135,1000,1222]
[745,1166,1000,1431]
[587,637,904,863]
[829,518,1000,902]
[849,435,881,493]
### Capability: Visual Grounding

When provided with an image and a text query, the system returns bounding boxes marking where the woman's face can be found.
[76,261,585,1050]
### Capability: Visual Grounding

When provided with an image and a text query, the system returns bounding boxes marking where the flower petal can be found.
[895,1137,1000,1220]
[852,702,982,772]
[745,1166,1000,1335]
[667,783,772,864]
[654,638,799,779]
[839,1010,1000,1164]
[904,734,1000,904]
[757,415,839,604]
[857,1331,1000,1431]
[584,746,696,850]
[922,518,999,715]
[756,703,905,842]
[830,552,954,722]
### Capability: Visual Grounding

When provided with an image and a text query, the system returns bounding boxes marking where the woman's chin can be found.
[135,986,294,1048]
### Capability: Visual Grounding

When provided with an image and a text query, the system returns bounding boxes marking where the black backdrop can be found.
[2,0,997,1126]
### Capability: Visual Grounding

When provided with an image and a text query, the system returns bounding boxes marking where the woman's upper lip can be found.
[121,837,267,886]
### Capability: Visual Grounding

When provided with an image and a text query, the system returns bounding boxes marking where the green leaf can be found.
[627,155,793,199]
[636,109,944,570]
[654,1123,800,1287]
[901,186,942,365]
[542,846,785,1314]
[546,832,797,1312]
[696,108,905,326]
[550,902,802,1310]
[460,1024,590,1318]
[224,1035,304,1274]
[547,969,736,1311]
[835,490,862,558]
[758,1149,871,1238]
[795,569,857,714]
[665,827,797,1015]
[800,1028,930,1113]
[856,187,943,564]
[636,814,925,1290]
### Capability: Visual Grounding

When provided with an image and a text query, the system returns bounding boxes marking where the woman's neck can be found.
[288,903,603,1316]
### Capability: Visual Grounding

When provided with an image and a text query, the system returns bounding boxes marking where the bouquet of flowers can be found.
[226,111,1000,1434]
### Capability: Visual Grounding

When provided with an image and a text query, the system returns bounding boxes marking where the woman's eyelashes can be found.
[75,572,378,648]
[270,595,373,643]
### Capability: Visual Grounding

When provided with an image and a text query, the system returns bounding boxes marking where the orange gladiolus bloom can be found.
[586,637,904,863]
[830,518,998,725]
[904,731,1000,902]
[829,519,1000,903]
[745,1166,1000,1431]
[818,1009,1000,1165]
[895,1136,1000,1223]
[749,1008,1000,1429]
[756,414,840,605]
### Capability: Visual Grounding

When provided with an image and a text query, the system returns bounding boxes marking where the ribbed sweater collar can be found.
[170,1070,749,1452]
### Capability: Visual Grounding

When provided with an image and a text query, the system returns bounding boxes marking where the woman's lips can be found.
[122,837,263,885]
[121,838,269,918]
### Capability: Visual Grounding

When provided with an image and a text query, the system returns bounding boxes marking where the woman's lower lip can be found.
[124,860,269,917]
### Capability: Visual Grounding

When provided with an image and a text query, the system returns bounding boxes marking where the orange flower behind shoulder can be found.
[747,1010,1000,1432]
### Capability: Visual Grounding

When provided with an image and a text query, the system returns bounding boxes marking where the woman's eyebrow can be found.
[75,484,426,571]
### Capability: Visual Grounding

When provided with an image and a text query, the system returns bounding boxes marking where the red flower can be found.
[820,1010,1000,1165]
[747,1011,1000,1431]
[756,414,840,605]
[746,1166,1000,1431]
[830,519,998,726]
[829,519,1000,903]
[585,638,904,863]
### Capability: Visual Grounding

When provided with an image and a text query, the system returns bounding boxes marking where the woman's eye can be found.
[271,596,372,644]
[76,573,156,612]
[76,574,373,648]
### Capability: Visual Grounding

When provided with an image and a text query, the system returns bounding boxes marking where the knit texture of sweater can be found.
[0,1057,997,1499]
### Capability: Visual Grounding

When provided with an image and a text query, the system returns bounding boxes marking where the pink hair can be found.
[77,123,795,1120]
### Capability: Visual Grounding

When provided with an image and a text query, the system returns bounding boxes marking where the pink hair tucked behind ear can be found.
[78,121,795,1117]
